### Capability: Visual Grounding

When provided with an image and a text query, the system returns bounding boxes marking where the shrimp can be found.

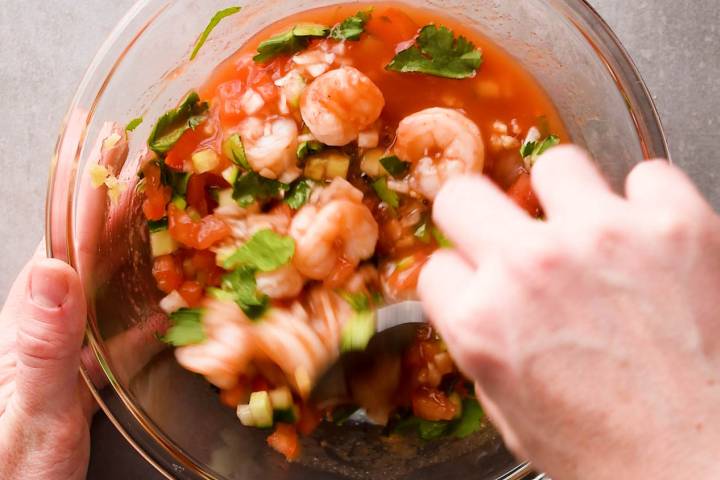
[238,116,301,183]
[300,66,385,146]
[290,178,379,280]
[256,264,305,299]
[394,107,485,199]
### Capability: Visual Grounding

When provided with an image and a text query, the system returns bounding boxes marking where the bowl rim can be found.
[45,1,669,479]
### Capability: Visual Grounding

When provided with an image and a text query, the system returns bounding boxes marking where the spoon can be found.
[311,301,427,404]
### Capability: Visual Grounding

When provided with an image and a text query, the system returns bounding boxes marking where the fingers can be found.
[625,159,710,213]
[433,175,538,265]
[14,258,87,415]
[532,145,620,220]
[418,249,474,340]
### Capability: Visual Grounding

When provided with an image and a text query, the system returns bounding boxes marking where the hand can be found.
[0,249,93,480]
[419,146,720,480]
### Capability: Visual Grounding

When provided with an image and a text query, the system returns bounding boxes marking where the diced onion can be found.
[89,164,110,188]
[102,132,121,150]
[237,404,255,426]
[306,63,330,78]
[240,88,265,115]
[159,290,189,314]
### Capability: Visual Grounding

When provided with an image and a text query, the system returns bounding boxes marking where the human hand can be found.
[0,249,94,480]
[419,146,720,480]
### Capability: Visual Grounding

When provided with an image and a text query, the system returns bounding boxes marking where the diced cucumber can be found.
[360,148,386,178]
[304,151,351,181]
[340,311,376,353]
[237,404,255,427]
[192,149,220,173]
[326,153,350,179]
[275,70,306,108]
[171,195,187,210]
[222,165,239,185]
[217,188,237,209]
[269,387,293,410]
[249,391,274,428]
[223,134,251,170]
[304,156,326,181]
[150,229,178,257]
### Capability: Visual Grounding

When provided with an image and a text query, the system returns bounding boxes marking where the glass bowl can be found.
[46,1,668,479]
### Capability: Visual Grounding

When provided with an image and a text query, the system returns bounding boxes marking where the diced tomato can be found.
[165,128,204,171]
[385,250,432,296]
[411,387,458,421]
[220,380,249,408]
[507,173,542,217]
[296,404,322,436]
[186,174,209,216]
[152,255,184,294]
[178,280,204,307]
[168,204,231,250]
[191,250,223,287]
[251,375,271,392]
[141,162,172,221]
[365,7,419,45]
[267,424,300,462]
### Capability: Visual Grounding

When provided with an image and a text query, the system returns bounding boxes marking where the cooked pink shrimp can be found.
[300,66,385,146]
[394,107,485,199]
[290,178,379,280]
[238,116,301,183]
[256,265,305,299]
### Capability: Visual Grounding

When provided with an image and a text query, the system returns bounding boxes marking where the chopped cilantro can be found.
[387,25,482,79]
[157,161,192,197]
[379,155,411,178]
[432,226,453,248]
[126,117,143,132]
[213,267,269,320]
[254,23,330,63]
[162,308,206,346]
[148,91,209,155]
[389,398,484,441]
[372,177,399,208]
[232,172,289,207]
[340,291,371,312]
[330,9,372,41]
[296,140,324,161]
[190,7,242,61]
[285,178,313,210]
[223,133,252,170]
[520,134,560,168]
[223,229,295,272]
[148,218,168,233]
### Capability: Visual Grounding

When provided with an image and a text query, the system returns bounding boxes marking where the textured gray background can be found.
[0,0,718,479]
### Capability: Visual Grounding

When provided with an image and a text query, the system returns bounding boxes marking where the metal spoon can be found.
[311,301,427,403]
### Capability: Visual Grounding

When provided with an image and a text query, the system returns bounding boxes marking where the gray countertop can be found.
[0,1,718,479]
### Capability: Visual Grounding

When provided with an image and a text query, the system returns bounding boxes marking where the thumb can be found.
[15,258,86,415]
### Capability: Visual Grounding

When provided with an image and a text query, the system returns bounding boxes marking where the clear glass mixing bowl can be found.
[46,1,668,479]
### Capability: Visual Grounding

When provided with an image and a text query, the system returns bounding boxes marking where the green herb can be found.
[148,91,209,155]
[432,226,453,248]
[190,7,242,61]
[340,310,375,352]
[223,229,296,272]
[448,398,484,438]
[520,134,560,167]
[232,172,289,207]
[162,308,206,346]
[148,218,168,233]
[330,9,372,41]
[387,25,482,79]
[223,133,252,170]
[414,218,431,242]
[213,267,269,320]
[285,178,313,209]
[254,23,330,63]
[296,140,324,161]
[372,177,399,208]
[126,117,143,132]
[379,155,411,178]
[340,291,371,312]
[418,419,451,440]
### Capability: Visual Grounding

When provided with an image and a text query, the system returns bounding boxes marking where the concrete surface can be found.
[0,1,718,479]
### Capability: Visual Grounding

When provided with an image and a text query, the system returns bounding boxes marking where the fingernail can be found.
[30,260,70,309]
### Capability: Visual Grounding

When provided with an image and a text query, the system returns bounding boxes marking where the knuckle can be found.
[17,325,73,365]
[510,240,567,282]
[652,211,696,244]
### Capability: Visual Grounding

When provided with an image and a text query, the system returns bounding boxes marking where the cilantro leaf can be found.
[126,117,143,132]
[296,140,324,161]
[448,398,484,438]
[340,291,371,312]
[330,9,372,41]
[190,7,242,61]
[520,134,560,168]
[148,91,209,155]
[254,23,330,63]
[213,267,269,320]
[232,172,289,207]
[285,178,313,210]
[372,177,399,208]
[156,161,192,196]
[223,229,295,272]
[148,218,168,233]
[162,308,206,346]
[387,25,482,79]
[380,155,411,178]
[432,226,453,248]
[223,133,252,170]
